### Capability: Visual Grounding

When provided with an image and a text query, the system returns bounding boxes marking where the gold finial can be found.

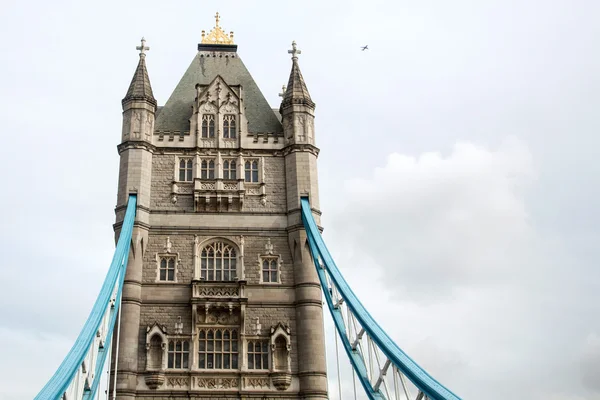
[201,12,235,45]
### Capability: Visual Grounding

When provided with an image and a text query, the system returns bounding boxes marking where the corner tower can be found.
[111,14,327,399]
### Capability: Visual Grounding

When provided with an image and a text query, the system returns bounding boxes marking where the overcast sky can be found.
[1,0,599,399]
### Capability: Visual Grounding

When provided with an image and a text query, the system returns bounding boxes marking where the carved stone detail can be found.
[200,182,216,190]
[245,377,270,388]
[194,377,239,389]
[195,285,240,297]
[167,376,189,388]
[201,138,216,147]
[223,183,238,191]
[271,372,291,391]
[196,310,240,325]
[145,372,165,390]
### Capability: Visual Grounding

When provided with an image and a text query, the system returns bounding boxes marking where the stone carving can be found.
[295,114,306,142]
[265,238,274,255]
[246,187,260,195]
[174,316,183,334]
[177,185,193,194]
[145,372,165,390]
[122,114,130,139]
[249,317,261,335]
[271,372,291,391]
[201,138,216,147]
[145,113,153,141]
[197,310,240,325]
[196,286,239,297]
[195,377,239,389]
[201,182,216,190]
[167,377,189,387]
[245,377,270,388]
[224,183,237,191]
[164,237,172,253]
[200,103,216,114]
[222,139,237,148]
[133,111,142,139]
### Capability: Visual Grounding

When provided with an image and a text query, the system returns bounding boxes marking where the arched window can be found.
[223,115,236,139]
[247,340,269,370]
[168,340,189,369]
[202,114,215,138]
[244,160,259,183]
[179,159,193,182]
[200,242,237,281]
[159,256,176,281]
[223,160,236,180]
[201,159,215,179]
[198,328,239,369]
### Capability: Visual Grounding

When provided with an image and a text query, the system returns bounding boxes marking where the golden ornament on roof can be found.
[201,12,235,45]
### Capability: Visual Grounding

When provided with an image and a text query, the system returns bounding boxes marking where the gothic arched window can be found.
[201,159,215,180]
[223,160,236,180]
[200,242,237,281]
[202,114,215,138]
[244,160,259,183]
[179,159,193,182]
[223,115,236,139]
[198,328,239,369]
[167,340,189,369]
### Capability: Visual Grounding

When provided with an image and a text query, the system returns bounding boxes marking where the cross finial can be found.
[136,37,150,56]
[215,12,220,27]
[278,85,287,98]
[288,41,301,60]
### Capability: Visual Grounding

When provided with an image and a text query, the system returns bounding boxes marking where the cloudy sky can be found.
[1,0,599,399]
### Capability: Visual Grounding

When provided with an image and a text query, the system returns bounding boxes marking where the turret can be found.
[111,38,156,397]
[282,42,328,399]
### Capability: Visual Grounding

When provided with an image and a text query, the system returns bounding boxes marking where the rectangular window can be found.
[262,258,279,283]
[244,160,259,183]
[198,329,239,369]
[168,340,190,369]
[223,160,236,180]
[201,114,215,138]
[247,340,269,370]
[201,159,215,180]
[178,159,193,182]
[223,115,236,139]
[159,256,176,281]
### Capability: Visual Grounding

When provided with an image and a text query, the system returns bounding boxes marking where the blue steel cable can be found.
[301,198,461,400]
[35,195,137,400]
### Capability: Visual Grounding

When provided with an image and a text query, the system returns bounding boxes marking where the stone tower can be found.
[111,15,328,399]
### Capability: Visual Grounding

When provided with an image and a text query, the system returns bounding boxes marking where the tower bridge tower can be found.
[112,14,328,399]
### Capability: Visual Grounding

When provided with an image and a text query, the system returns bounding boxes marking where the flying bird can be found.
[361,45,369,51]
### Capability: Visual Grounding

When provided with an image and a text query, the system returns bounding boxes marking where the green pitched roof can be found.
[155,44,282,134]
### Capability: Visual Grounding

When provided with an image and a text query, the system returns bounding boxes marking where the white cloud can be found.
[320,139,599,399]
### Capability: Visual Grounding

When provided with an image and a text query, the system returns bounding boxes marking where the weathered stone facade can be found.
[110,19,327,400]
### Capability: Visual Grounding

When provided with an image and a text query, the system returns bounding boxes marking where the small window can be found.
[159,256,176,281]
[244,160,259,183]
[202,114,215,138]
[198,329,239,369]
[262,258,279,283]
[168,340,190,369]
[201,160,215,180]
[179,159,193,182]
[223,115,236,139]
[247,340,269,370]
[223,160,236,180]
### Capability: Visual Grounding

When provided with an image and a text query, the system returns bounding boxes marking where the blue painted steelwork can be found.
[35,195,137,400]
[301,197,462,400]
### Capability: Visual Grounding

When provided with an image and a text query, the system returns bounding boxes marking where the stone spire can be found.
[281,41,315,110]
[122,37,157,109]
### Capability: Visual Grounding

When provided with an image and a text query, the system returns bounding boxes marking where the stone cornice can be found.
[281,143,320,157]
[117,140,156,154]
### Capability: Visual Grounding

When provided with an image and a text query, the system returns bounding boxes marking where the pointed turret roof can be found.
[281,41,315,110]
[122,38,157,108]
